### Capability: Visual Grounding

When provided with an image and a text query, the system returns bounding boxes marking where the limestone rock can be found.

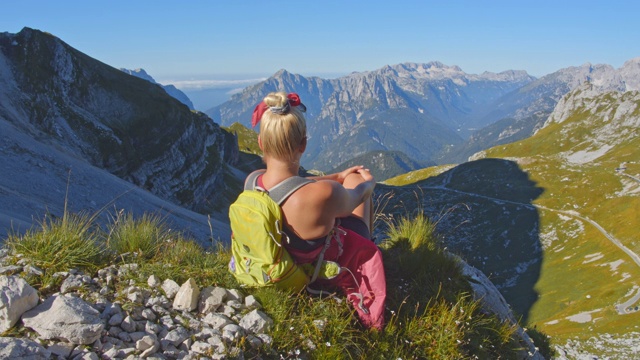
[172,278,200,311]
[161,279,180,299]
[0,337,51,359]
[198,286,227,314]
[239,309,273,334]
[21,295,104,345]
[0,275,39,332]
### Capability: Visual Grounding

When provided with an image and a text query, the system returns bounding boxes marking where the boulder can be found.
[21,295,104,345]
[0,336,51,359]
[0,275,39,332]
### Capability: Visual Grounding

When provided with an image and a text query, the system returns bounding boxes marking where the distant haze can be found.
[155,77,263,111]
[158,73,348,111]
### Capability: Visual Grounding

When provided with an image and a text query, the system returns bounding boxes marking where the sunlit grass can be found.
[1,208,531,359]
[4,211,106,289]
[105,211,170,261]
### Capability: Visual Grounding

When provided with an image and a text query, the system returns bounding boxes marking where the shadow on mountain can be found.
[379,158,544,324]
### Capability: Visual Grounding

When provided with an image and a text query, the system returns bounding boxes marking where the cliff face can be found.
[0,28,239,213]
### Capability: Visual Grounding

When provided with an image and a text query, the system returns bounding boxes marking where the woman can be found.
[250,91,386,330]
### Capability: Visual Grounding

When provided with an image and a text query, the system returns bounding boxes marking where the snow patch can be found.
[600,259,624,272]
[565,144,614,164]
[620,273,631,282]
[582,252,604,264]
[565,309,602,323]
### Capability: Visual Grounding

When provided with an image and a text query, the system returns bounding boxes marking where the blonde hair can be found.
[259,92,307,162]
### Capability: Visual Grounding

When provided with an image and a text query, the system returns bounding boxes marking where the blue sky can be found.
[2,0,639,86]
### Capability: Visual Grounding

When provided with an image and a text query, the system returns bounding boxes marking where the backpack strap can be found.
[245,169,314,205]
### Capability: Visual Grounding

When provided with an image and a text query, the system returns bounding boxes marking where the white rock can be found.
[222,324,244,342]
[136,333,158,351]
[21,295,104,345]
[161,279,180,299]
[108,312,124,326]
[0,337,51,359]
[239,309,273,334]
[163,326,190,347]
[191,341,215,354]
[120,315,137,333]
[48,342,75,358]
[147,274,161,288]
[244,295,261,309]
[0,275,39,332]
[202,313,234,330]
[198,286,227,314]
[226,289,243,301]
[173,278,200,311]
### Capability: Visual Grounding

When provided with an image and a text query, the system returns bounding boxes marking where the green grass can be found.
[105,211,170,261]
[4,211,107,290]
[383,164,456,186]
[1,209,532,359]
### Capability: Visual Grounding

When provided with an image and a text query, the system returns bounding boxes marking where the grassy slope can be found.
[484,114,640,343]
[387,90,640,353]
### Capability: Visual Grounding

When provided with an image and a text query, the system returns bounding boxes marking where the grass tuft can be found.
[4,212,106,288]
[105,211,170,261]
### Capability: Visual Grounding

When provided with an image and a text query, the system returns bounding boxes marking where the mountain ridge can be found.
[119,68,195,110]
[0,27,241,242]
[209,62,536,171]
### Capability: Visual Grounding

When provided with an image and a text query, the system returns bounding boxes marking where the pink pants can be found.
[286,227,387,330]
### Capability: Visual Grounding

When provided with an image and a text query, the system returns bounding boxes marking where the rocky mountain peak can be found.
[619,57,640,91]
[120,68,154,82]
[120,67,195,109]
[273,68,291,78]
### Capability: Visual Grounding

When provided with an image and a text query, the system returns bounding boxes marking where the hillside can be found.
[436,60,640,164]
[475,85,640,354]
[384,84,640,358]
[0,28,242,243]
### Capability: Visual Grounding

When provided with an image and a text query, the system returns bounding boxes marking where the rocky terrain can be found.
[0,247,543,359]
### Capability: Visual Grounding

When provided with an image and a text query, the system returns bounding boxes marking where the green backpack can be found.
[228,170,314,292]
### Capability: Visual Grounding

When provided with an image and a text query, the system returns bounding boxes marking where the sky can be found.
[2,0,639,90]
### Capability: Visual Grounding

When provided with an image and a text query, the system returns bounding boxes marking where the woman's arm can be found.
[321,168,375,218]
[308,165,367,184]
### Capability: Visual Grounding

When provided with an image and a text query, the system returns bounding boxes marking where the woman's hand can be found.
[356,167,374,182]
[336,165,366,184]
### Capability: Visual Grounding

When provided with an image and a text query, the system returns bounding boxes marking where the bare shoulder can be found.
[296,179,337,201]
[284,179,342,209]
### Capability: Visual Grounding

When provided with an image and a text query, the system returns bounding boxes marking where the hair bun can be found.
[263,92,288,108]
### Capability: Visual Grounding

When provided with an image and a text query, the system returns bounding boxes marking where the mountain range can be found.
[209,59,640,180]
